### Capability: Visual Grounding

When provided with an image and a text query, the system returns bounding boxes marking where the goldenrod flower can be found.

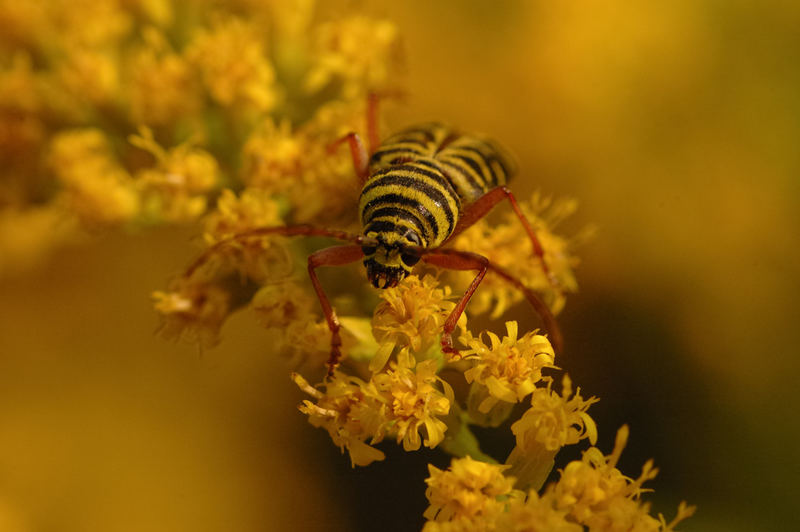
[450,193,582,317]
[293,370,387,467]
[371,274,463,372]
[199,188,293,282]
[423,456,519,523]
[305,16,400,98]
[506,375,598,490]
[46,0,131,48]
[295,355,452,465]
[460,321,556,426]
[47,129,139,227]
[548,426,696,531]
[57,45,120,106]
[240,103,362,224]
[129,127,220,223]
[251,280,317,330]
[495,490,582,532]
[369,356,453,451]
[185,15,277,112]
[152,279,231,347]
[126,27,201,126]
[241,119,304,192]
[0,2,695,527]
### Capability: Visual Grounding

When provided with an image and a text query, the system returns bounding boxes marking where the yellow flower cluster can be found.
[371,274,465,371]
[506,375,599,490]
[47,128,139,227]
[293,355,452,466]
[0,0,400,273]
[185,15,277,112]
[424,457,518,523]
[305,16,400,98]
[460,321,557,426]
[129,126,220,223]
[1,1,694,527]
[240,102,365,225]
[423,430,695,531]
[128,27,201,127]
[450,193,585,317]
[152,277,231,347]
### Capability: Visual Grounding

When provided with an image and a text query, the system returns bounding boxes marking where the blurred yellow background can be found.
[1,1,798,531]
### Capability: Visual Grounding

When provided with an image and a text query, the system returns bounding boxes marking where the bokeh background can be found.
[1,1,798,531]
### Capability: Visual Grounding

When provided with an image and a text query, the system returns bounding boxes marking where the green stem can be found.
[440,410,498,464]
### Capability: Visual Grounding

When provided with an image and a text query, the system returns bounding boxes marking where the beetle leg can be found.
[328,132,370,182]
[422,249,563,355]
[421,250,488,358]
[185,225,365,279]
[446,186,560,293]
[366,91,380,154]
[307,244,365,376]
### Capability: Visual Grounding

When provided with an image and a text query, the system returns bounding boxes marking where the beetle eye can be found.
[401,253,420,267]
[405,232,421,246]
[361,246,376,256]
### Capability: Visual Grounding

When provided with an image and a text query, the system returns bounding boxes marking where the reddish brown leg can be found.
[446,186,559,291]
[185,225,366,278]
[328,132,370,182]
[325,93,382,184]
[366,92,381,153]
[421,250,488,357]
[423,249,563,355]
[307,244,365,376]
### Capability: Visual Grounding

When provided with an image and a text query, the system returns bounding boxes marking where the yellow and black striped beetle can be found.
[187,95,562,375]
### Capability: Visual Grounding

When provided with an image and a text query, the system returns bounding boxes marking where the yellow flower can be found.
[126,27,201,126]
[293,370,386,467]
[371,274,463,372]
[185,15,277,112]
[152,278,231,347]
[48,128,139,227]
[294,355,452,465]
[460,321,556,426]
[251,280,317,330]
[506,375,598,490]
[57,46,120,106]
[369,356,453,451]
[423,456,518,523]
[198,188,293,282]
[496,490,582,532]
[129,126,220,223]
[450,193,583,317]
[280,319,336,370]
[548,426,696,531]
[305,16,400,98]
[240,102,362,225]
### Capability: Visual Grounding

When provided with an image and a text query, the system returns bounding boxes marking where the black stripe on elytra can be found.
[363,195,438,239]
[363,219,414,240]
[401,162,461,199]
[442,151,488,187]
[456,145,500,186]
[368,206,427,238]
[361,171,456,232]
[438,154,486,194]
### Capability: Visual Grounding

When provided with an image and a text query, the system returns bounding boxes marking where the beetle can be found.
[186,95,562,375]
